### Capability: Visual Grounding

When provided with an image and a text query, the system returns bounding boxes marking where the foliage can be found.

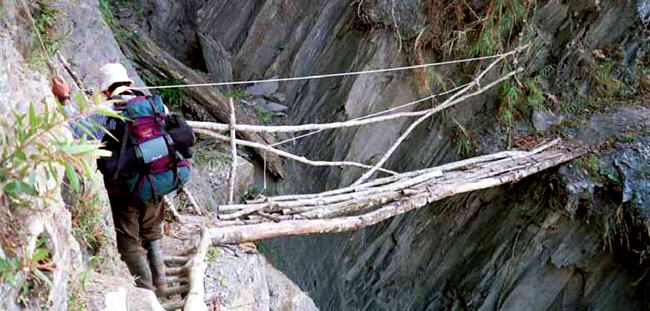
[241,185,263,201]
[0,93,116,306]
[141,75,188,112]
[0,93,116,206]
[68,184,107,254]
[205,246,221,267]
[26,0,63,72]
[226,89,248,100]
[98,0,133,42]
[497,71,545,129]
[422,0,532,57]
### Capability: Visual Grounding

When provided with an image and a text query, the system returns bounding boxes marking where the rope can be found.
[269,82,470,147]
[133,50,522,91]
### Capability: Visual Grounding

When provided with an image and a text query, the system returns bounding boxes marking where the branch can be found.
[208,148,582,245]
[228,98,237,205]
[194,129,398,175]
[184,227,211,311]
[351,59,521,186]
[163,195,184,223]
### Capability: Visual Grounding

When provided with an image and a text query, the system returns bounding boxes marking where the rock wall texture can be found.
[133,0,650,310]
[1,0,313,309]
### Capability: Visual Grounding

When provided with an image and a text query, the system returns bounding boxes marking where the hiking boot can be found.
[122,253,155,291]
[143,239,167,295]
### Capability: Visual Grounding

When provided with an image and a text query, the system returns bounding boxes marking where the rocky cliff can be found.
[121,0,650,310]
[0,0,318,310]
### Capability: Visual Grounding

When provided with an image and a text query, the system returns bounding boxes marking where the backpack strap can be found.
[112,123,131,180]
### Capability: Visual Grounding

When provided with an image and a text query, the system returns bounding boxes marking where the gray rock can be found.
[360,0,426,39]
[265,92,287,104]
[612,136,650,216]
[175,145,254,212]
[53,0,147,93]
[265,102,289,113]
[247,77,280,97]
[532,108,559,133]
[267,264,318,311]
[639,0,650,23]
[586,1,637,48]
[199,33,233,85]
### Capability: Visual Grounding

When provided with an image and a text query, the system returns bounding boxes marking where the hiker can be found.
[51,63,194,295]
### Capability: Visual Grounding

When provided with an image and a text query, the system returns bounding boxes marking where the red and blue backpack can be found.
[98,93,193,203]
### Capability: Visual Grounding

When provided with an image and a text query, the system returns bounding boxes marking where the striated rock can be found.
[639,0,650,23]
[613,136,650,216]
[360,0,426,40]
[265,102,289,113]
[265,92,287,104]
[52,0,146,93]
[532,107,560,133]
[586,1,638,48]
[198,33,233,84]
[247,76,280,97]
[266,264,318,311]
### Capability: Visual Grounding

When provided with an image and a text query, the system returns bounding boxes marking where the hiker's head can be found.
[99,63,134,97]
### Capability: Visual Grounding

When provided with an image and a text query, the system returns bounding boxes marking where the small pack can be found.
[98,94,194,203]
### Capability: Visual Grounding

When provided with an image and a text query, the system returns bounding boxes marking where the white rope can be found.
[133,49,524,91]
[268,82,470,147]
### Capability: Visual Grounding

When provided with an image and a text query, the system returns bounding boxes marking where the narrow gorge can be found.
[1,0,650,310]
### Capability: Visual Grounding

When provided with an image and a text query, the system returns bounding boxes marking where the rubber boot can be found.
[143,239,167,296]
[122,253,155,291]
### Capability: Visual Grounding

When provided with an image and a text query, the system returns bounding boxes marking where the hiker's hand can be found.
[51,76,70,104]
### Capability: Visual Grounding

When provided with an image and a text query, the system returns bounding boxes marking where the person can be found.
[51,63,170,294]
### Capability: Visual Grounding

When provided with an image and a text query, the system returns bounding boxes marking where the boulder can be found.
[532,108,559,133]
[247,76,280,96]
[265,102,289,113]
[265,92,287,104]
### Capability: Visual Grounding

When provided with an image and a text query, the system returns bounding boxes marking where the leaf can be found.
[64,162,80,193]
[28,103,39,127]
[95,149,112,158]
[94,106,123,120]
[75,92,86,113]
[71,120,97,139]
[57,143,99,156]
[32,248,49,262]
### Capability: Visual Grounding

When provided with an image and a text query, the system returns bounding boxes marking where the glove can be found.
[51,76,70,103]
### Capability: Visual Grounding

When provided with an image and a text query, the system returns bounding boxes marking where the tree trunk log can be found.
[208,148,583,245]
[183,227,211,311]
[119,29,285,178]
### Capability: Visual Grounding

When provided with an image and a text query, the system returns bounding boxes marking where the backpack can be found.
[97,94,194,203]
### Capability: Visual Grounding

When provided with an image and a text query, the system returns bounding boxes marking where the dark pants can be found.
[106,182,164,258]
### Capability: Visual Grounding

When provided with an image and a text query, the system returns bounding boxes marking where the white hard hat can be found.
[99,63,134,91]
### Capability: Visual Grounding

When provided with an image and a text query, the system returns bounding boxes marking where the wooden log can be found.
[118,29,285,178]
[184,227,212,311]
[208,149,583,245]
[162,300,185,311]
[160,285,190,297]
[228,98,237,205]
[164,256,190,266]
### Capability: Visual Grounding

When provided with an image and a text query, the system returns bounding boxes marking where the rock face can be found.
[0,3,82,310]
[131,0,650,310]
[1,0,311,310]
[161,226,318,311]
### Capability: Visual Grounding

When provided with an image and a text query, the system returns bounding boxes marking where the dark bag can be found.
[166,113,195,159]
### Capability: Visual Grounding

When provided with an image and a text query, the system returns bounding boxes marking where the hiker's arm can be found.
[51,76,71,105]
[51,76,107,139]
